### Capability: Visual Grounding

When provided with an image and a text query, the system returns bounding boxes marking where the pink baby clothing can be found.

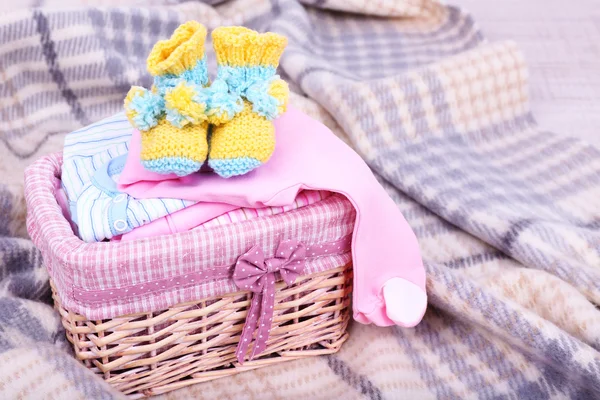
[117,190,329,241]
[194,190,330,228]
[116,201,236,241]
[56,186,328,242]
[57,185,328,242]
[118,105,427,328]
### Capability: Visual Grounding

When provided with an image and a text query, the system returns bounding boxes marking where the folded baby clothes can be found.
[198,191,329,229]
[60,111,329,243]
[115,201,236,241]
[56,183,328,242]
[117,190,330,241]
[61,113,195,242]
[118,105,428,328]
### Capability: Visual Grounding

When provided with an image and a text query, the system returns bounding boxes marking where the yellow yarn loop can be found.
[164,82,207,125]
[211,26,287,68]
[267,78,289,116]
[147,21,207,76]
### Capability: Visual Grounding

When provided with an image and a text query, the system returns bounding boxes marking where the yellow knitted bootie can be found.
[206,26,289,178]
[124,21,210,176]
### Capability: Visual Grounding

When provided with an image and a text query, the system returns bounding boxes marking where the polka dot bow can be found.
[232,240,306,364]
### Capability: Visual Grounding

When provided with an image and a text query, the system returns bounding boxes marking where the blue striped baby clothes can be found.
[62,112,195,242]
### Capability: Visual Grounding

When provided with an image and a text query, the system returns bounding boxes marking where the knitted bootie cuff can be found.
[212,26,287,68]
[147,21,207,77]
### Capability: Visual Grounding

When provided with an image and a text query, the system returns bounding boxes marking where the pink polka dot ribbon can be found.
[72,235,352,320]
[232,239,306,364]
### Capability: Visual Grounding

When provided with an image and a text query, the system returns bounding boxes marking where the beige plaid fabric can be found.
[1,0,599,399]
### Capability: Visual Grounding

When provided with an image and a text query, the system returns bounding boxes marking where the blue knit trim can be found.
[142,156,203,176]
[208,157,262,178]
[153,57,208,96]
[210,66,282,120]
[205,79,244,123]
[165,108,188,129]
[127,89,165,131]
[245,78,281,120]
[179,58,209,86]
[216,66,276,95]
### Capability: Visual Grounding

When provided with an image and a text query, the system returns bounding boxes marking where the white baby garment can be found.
[61,112,194,242]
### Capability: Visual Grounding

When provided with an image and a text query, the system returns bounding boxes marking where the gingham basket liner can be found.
[25,152,355,320]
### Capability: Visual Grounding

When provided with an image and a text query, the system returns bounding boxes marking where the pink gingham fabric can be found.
[24,153,355,320]
[116,190,330,241]
[198,190,330,229]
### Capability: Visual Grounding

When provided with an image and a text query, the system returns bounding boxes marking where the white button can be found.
[113,219,127,232]
[113,194,127,203]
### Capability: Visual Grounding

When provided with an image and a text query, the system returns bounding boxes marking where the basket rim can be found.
[25,152,356,267]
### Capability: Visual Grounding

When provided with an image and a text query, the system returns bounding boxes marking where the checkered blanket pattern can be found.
[1,0,599,399]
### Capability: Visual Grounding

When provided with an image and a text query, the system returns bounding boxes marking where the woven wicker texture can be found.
[52,264,352,398]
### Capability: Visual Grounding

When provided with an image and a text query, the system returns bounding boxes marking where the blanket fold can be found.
[1,0,599,399]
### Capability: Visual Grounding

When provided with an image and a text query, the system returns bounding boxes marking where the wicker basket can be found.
[26,153,356,397]
[52,264,352,398]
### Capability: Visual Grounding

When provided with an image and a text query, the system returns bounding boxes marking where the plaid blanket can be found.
[1,0,600,398]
